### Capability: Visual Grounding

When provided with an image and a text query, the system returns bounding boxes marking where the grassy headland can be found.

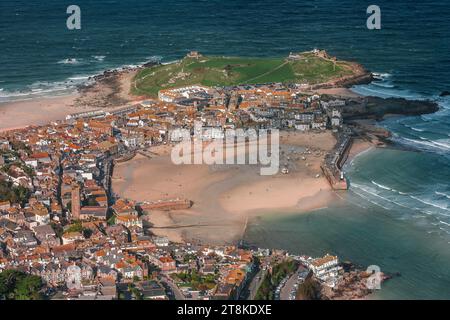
[132,52,356,97]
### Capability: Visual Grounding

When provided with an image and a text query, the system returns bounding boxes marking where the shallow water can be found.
[244,149,450,299]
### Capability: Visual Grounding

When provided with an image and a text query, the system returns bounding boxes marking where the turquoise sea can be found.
[244,148,450,299]
[1,0,449,299]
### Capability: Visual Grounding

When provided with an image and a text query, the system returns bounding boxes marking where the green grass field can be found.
[132,53,354,97]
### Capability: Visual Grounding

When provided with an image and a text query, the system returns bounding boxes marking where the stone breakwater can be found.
[321,132,352,190]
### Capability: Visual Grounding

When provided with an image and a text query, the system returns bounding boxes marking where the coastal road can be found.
[280,267,302,300]
[161,275,185,300]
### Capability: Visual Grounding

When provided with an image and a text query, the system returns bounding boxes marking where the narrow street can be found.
[280,269,299,300]
[280,265,308,300]
[248,270,266,300]
[161,275,185,300]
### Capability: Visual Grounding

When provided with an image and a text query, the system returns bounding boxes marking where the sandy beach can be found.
[0,68,139,133]
[315,87,361,98]
[0,94,83,132]
[112,131,349,244]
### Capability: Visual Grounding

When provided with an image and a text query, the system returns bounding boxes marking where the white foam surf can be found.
[92,55,106,62]
[350,189,391,210]
[436,192,450,200]
[351,183,400,210]
[57,58,81,65]
[399,137,450,152]
[372,81,395,89]
[0,77,90,103]
[372,72,392,80]
[410,195,450,214]
[439,220,450,227]
[371,180,395,192]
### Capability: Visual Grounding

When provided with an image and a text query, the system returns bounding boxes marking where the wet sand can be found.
[112,131,340,244]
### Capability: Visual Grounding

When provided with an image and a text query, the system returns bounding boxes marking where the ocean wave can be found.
[352,183,400,210]
[399,137,450,152]
[92,55,106,62]
[439,220,450,227]
[411,127,425,132]
[432,139,450,150]
[352,180,450,237]
[1,57,158,102]
[0,79,85,102]
[370,181,410,197]
[372,72,392,80]
[410,195,450,214]
[420,114,435,122]
[350,189,391,210]
[371,180,396,192]
[2,52,169,103]
[372,81,395,89]
[0,90,33,98]
[353,183,450,215]
[351,84,419,100]
[146,55,163,63]
[57,58,81,65]
[436,191,450,199]
[68,75,91,81]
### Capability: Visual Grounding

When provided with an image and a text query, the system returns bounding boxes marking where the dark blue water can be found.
[1,0,449,99]
[1,0,449,298]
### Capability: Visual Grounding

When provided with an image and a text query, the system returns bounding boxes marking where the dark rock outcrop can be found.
[342,97,439,120]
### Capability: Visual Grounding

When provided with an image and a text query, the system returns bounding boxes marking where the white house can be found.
[295,122,311,131]
[309,254,341,287]
[331,116,342,127]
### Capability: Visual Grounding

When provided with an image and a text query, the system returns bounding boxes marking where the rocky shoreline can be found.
[72,62,159,109]
[312,61,374,90]
[341,96,439,120]
[341,96,439,150]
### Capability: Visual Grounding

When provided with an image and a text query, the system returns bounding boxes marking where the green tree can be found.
[107,215,116,225]
[0,180,31,205]
[255,259,299,300]
[0,270,44,300]
[296,276,321,300]
[254,275,273,300]
[83,196,99,207]
[65,221,83,233]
